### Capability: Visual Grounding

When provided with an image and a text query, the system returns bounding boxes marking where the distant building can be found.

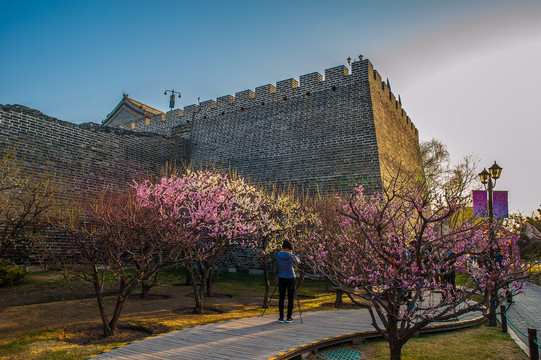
[103,94,165,130]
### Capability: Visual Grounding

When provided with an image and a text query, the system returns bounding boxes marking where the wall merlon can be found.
[167,109,183,118]
[200,100,217,111]
[235,90,255,106]
[324,65,348,85]
[180,59,372,112]
[182,104,200,118]
[373,69,382,83]
[351,59,371,78]
[151,113,165,123]
[299,72,323,90]
[255,84,277,101]
[217,95,235,107]
[276,78,299,96]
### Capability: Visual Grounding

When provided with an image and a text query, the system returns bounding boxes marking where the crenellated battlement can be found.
[171,61,367,119]
[164,58,417,138]
[107,58,419,143]
[371,67,417,137]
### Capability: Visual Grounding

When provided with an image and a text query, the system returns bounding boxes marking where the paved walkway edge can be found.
[507,326,529,355]
[268,315,486,360]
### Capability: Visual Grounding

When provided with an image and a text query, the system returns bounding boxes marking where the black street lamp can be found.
[479,162,503,224]
[478,161,502,326]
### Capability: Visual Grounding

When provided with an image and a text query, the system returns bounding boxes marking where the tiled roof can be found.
[103,94,165,125]
[125,96,164,116]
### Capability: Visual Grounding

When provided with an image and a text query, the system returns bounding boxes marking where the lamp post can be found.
[478,161,502,327]
[164,89,181,111]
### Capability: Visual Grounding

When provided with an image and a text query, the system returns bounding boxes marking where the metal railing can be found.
[499,305,540,360]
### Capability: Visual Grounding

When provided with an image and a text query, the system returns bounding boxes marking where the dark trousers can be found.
[278,277,296,319]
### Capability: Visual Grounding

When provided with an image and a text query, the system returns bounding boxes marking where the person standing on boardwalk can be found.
[275,240,300,323]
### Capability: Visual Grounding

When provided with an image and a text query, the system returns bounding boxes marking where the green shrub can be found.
[0,260,25,286]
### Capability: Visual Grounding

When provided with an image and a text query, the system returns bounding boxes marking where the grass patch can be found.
[0,329,57,354]
[212,270,267,296]
[0,327,139,360]
[0,328,112,360]
[321,324,527,360]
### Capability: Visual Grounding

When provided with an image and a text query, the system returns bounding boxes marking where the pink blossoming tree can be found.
[295,180,525,360]
[134,169,256,314]
[41,188,181,337]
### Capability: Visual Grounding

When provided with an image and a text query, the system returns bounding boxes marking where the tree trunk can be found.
[206,247,225,297]
[198,276,206,313]
[187,266,205,314]
[107,294,127,336]
[387,305,403,360]
[140,273,157,298]
[488,290,498,326]
[141,280,152,298]
[206,283,211,297]
[389,342,403,360]
[91,267,114,337]
[206,259,214,297]
[335,289,343,308]
[107,274,144,337]
[95,286,114,337]
[205,260,216,297]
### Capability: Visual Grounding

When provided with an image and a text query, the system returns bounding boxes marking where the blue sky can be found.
[1,0,540,214]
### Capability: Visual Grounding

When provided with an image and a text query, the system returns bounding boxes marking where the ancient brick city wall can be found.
[0,105,186,196]
[0,105,187,264]
[186,61,379,192]
[1,58,424,269]
[368,70,424,183]
[159,59,421,192]
[102,59,422,193]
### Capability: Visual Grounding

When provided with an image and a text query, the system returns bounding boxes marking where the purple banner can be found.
[493,191,509,218]
[473,190,488,217]
[472,190,509,218]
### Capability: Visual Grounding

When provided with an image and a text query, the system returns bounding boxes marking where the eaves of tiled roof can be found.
[103,95,165,125]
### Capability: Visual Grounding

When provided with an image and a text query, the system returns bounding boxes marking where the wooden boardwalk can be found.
[92,310,373,360]
[92,309,483,360]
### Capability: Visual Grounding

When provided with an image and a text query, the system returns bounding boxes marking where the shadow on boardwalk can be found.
[92,308,483,360]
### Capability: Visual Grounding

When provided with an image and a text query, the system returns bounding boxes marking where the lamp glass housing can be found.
[479,168,490,184]
[489,162,502,180]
